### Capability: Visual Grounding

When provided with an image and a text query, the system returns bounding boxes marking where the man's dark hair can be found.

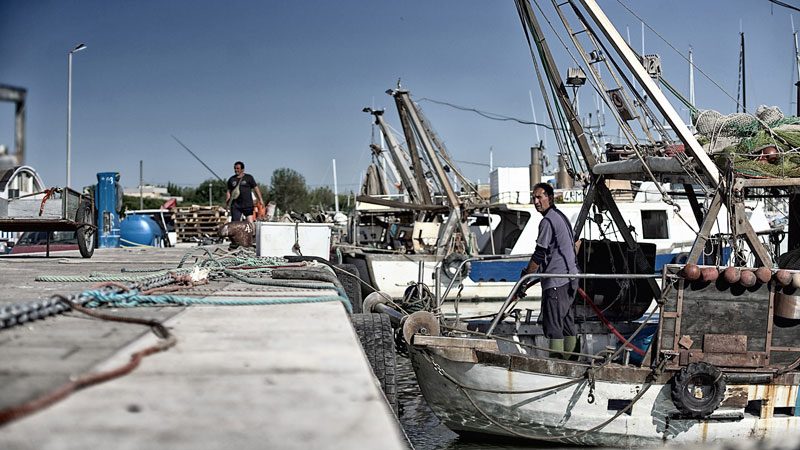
[234,161,245,170]
[533,182,554,198]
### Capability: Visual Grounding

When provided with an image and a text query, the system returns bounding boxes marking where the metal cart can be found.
[0,187,96,257]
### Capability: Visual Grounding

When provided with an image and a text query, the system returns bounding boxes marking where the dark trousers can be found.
[541,279,577,339]
[231,206,254,222]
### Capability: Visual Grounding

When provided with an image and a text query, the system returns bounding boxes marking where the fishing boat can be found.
[392,0,800,446]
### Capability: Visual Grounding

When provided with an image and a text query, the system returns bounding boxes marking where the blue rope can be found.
[79,289,353,314]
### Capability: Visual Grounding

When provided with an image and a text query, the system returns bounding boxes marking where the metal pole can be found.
[208,183,212,206]
[333,159,339,213]
[66,51,73,189]
[139,160,143,210]
[66,44,86,189]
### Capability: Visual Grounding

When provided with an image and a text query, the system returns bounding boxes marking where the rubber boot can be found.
[548,338,565,359]
[564,335,579,361]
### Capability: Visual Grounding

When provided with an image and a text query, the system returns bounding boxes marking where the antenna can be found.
[171,135,224,182]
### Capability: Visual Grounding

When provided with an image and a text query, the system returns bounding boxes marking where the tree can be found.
[308,186,334,211]
[121,195,165,211]
[270,168,308,214]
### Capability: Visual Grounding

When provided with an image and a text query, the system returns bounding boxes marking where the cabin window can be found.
[641,210,668,239]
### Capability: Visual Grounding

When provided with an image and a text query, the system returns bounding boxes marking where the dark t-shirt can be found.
[535,206,579,289]
[227,173,257,209]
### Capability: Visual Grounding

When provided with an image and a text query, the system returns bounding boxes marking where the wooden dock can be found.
[0,246,405,449]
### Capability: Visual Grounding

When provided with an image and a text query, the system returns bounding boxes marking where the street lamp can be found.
[66,43,87,189]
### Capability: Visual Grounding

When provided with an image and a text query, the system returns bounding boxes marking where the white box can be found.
[256,222,332,260]
[490,167,531,204]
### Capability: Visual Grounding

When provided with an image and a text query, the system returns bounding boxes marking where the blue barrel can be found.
[121,214,160,247]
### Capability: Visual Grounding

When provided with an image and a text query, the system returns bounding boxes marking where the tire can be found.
[343,254,376,299]
[351,313,397,415]
[75,200,95,258]
[670,362,726,418]
[442,253,470,280]
[335,263,362,314]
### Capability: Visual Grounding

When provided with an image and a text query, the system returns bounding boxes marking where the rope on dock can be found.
[0,296,176,427]
[78,289,352,313]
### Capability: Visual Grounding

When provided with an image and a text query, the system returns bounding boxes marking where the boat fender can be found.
[362,291,391,314]
[670,362,726,418]
[442,253,470,280]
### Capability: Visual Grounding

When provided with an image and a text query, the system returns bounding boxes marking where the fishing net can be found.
[693,106,800,178]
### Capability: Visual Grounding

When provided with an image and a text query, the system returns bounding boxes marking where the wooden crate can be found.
[171,206,228,242]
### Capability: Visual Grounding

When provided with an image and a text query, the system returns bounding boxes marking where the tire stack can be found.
[351,313,397,415]
[282,256,363,314]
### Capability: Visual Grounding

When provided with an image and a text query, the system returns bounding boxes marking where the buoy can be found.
[755,267,772,284]
[120,214,161,247]
[701,267,719,283]
[792,273,800,289]
[774,270,792,287]
[740,270,756,287]
[756,145,779,164]
[683,264,700,281]
[723,267,741,284]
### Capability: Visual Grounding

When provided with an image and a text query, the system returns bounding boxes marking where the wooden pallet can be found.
[172,206,228,242]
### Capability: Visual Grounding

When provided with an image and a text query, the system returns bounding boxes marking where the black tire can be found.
[343,254,375,299]
[443,253,470,280]
[335,263,362,314]
[75,200,95,258]
[352,313,397,415]
[670,362,726,418]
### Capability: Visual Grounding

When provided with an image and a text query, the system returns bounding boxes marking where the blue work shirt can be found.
[536,205,579,290]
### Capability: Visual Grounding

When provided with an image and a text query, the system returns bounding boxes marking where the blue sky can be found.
[0,0,797,195]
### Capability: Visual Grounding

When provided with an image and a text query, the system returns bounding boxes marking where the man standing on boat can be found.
[226,161,264,226]
[522,182,580,359]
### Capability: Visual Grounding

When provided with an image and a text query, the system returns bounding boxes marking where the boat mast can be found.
[577,0,719,187]
[391,89,475,256]
[516,0,661,297]
[366,108,425,205]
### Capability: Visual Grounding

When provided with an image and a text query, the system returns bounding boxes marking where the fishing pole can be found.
[171,135,224,182]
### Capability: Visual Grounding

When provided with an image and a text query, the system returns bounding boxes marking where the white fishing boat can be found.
[385,0,800,446]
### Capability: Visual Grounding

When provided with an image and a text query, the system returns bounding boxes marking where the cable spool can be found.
[670,362,726,418]
[442,253,470,281]
[402,311,440,345]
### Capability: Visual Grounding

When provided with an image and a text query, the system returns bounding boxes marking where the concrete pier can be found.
[0,246,405,449]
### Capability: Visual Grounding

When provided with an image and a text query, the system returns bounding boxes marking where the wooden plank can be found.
[704,334,747,353]
[413,335,499,351]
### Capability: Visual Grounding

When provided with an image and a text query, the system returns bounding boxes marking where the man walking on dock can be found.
[226,161,264,226]
[522,182,580,359]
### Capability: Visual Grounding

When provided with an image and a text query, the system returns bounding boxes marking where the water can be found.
[397,356,568,450]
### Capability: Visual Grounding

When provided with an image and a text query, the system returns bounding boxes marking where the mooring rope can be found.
[79,289,352,314]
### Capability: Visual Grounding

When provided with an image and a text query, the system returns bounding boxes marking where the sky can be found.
[0,0,798,196]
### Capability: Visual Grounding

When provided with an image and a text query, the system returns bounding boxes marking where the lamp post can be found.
[67,43,87,189]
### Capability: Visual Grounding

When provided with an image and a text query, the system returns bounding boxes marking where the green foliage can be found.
[158,168,352,215]
[121,195,166,211]
[269,168,308,213]
[178,179,229,206]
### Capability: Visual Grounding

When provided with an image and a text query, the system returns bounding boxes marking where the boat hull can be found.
[409,344,800,447]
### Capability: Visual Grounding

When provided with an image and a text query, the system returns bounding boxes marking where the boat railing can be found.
[435,253,532,310]
[485,272,661,336]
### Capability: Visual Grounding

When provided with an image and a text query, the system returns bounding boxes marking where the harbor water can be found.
[397,356,568,450]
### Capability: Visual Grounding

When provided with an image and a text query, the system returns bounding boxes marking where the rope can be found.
[79,289,353,314]
[0,296,176,426]
[35,270,177,282]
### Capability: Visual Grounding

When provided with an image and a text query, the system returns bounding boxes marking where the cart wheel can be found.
[75,201,95,258]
